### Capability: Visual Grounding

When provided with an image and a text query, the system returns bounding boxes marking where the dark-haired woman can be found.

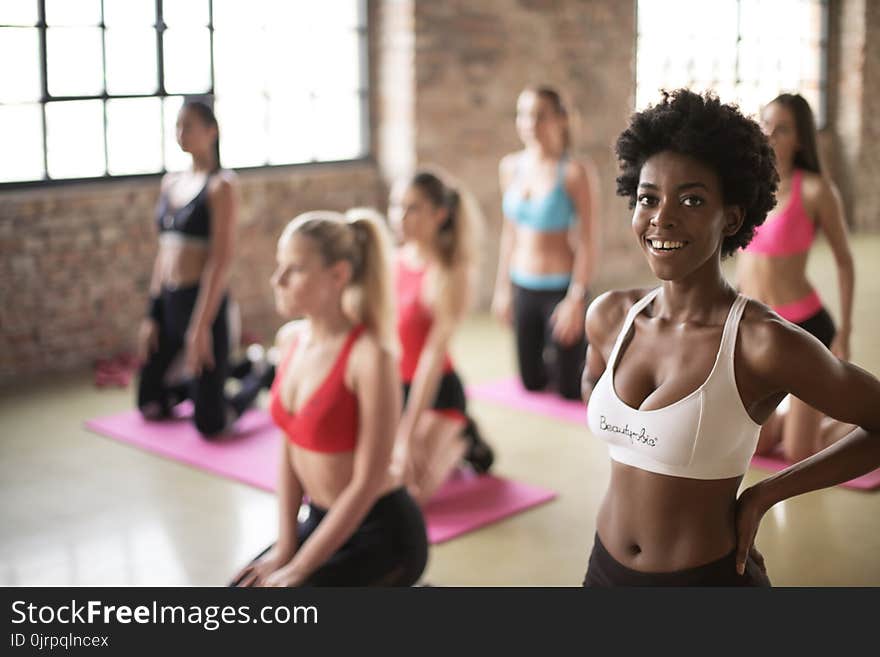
[389,170,494,506]
[736,93,856,462]
[582,89,880,586]
[493,86,600,400]
[136,100,266,438]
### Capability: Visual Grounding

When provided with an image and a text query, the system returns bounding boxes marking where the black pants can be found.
[796,306,836,348]
[137,285,262,438]
[237,488,428,587]
[512,284,587,400]
[403,370,494,473]
[583,533,771,587]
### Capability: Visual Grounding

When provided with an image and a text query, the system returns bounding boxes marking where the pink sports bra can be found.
[743,170,815,257]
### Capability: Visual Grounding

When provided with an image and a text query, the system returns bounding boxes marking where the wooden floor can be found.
[1,235,879,586]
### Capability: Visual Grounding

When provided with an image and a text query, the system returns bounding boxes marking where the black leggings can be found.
[136,285,263,438]
[583,533,771,587]
[512,284,587,400]
[796,306,836,348]
[403,370,494,473]
[238,488,428,587]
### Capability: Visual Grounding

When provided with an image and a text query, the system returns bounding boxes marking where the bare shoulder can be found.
[799,170,837,204]
[736,298,809,376]
[209,169,238,197]
[564,156,597,185]
[349,330,396,385]
[585,288,652,355]
[274,320,306,351]
[499,151,523,186]
[159,171,178,193]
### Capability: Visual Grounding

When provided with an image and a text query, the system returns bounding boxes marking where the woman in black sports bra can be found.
[136,99,267,437]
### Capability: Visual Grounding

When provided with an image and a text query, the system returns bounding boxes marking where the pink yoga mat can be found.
[467,377,586,425]
[84,405,557,543]
[750,454,880,491]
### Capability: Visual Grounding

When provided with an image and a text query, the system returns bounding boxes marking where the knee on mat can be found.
[558,386,582,401]
[520,375,546,392]
[139,402,166,421]
[194,414,226,439]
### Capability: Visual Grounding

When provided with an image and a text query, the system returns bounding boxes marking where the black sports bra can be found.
[156,177,212,242]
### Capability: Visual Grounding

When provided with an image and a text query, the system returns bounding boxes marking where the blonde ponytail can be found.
[283,209,397,353]
[344,208,397,353]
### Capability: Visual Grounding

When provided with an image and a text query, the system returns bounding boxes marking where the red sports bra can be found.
[269,325,364,453]
[396,256,453,383]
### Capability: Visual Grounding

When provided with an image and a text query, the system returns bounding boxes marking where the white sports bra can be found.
[586,288,761,480]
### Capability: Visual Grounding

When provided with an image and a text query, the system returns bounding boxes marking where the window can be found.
[636,0,827,125]
[0,0,368,185]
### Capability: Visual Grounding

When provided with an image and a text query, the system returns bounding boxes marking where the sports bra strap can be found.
[339,324,366,362]
[717,294,748,360]
[557,156,568,182]
[607,288,661,369]
[273,333,300,392]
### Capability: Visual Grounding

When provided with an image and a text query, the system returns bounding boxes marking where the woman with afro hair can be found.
[581,89,880,586]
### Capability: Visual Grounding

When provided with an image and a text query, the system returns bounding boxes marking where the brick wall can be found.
[3,0,878,382]
[0,163,383,382]
[408,0,643,306]
[827,0,880,231]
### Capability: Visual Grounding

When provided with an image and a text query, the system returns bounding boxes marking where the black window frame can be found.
[0,0,371,190]
[634,0,829,129]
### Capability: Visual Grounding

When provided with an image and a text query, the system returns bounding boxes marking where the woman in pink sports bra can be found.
[737,94,856,462]
[581,89,880,586]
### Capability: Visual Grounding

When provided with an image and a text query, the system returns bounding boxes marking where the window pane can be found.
[267,95,313,165]
[216,95,268,168]
[311,0,361,32]
[312,30,360,95]
[212,0,267,28]
[163,0,210,26]
[213,28,267,95]
[0,104,44,182]
[45,0,101,26]
[105,28,158,94]
[163,28,211,93]
[0,28,41,102]
[45,100,105,179]
[266,27,314,94]
[106,98,162,175]
[636,0,826,124]
[47,27,104,96]
[163,95,190,172]
[0,0,38,26]
[104,0,155,26]
[312,92,362,162]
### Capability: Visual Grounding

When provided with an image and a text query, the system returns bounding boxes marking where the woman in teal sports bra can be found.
[493,86,600,400]
[581,89,880,586]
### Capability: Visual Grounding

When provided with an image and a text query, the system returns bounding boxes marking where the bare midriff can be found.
[157,237,209,289]
[596,461,743,572]
[289,445,398,510]
[737,250,814,307]
[510,226,574,276]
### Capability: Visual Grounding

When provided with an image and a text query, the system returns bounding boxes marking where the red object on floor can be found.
[94,352,137,388]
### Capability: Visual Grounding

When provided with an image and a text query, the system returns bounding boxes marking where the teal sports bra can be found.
[502,156,576,232]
